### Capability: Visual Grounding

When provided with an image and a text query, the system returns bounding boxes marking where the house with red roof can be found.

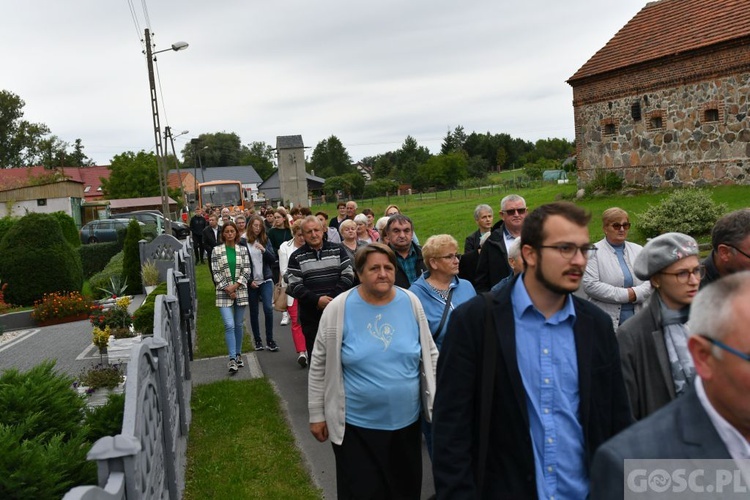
[568,0,750,187]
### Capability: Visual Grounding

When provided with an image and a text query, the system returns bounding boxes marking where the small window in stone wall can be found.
[631,102,642,121]
[604,123,616,135]
[704,108,719,122]
[648,111,664,131]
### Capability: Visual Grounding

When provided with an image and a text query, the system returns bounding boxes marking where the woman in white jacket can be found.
[584,207,652,330]
[278,219,308,367]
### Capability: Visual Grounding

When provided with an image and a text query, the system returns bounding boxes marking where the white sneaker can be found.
[297,352,308,368]
[280,312,290,326]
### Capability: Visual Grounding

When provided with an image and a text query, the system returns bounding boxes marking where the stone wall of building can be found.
[573,71,750,187]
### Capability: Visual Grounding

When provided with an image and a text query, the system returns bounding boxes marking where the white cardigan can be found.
[278,238,302,307]
[307,287,439,445]
[583,238,653,330]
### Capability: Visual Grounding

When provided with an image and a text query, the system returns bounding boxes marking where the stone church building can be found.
[567,0,750,187]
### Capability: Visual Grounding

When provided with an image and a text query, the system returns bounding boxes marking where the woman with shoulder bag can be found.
[279,219,309,367]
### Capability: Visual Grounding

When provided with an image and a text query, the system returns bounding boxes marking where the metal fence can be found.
[64,236,196,499]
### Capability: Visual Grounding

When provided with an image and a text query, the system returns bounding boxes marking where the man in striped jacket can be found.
[286,216,355,359]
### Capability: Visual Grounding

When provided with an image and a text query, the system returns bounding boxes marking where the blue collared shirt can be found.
[511,275,588,500]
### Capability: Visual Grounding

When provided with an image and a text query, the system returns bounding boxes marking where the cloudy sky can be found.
[2,0,645,166]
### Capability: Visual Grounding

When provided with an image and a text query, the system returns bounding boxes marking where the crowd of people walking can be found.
[191,198,750,498]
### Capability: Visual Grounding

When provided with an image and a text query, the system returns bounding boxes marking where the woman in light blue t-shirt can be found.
[308,243,438,499]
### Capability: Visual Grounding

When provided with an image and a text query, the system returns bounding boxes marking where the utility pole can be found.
[165,126,186,209]
[144,28,172,233]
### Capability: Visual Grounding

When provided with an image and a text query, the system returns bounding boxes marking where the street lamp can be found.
[143,28,188,234]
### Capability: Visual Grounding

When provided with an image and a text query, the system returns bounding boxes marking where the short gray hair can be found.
[353,214,368,225]
[474,204,493,221]
[500,194,526,211]
[507,237,522,260]
[688,271,750,342]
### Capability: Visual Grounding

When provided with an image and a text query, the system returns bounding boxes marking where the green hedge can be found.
[89,251,125,300]
[133,282,168,334]
[79,241,122,279]
[0,213,83,306]
[122,219,143,295]
[50,211,81,248]
[0,216,18,246]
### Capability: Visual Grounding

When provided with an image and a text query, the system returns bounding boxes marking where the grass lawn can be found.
[184,379,321,499]
[185,265,321,499]
[313,184,750,247]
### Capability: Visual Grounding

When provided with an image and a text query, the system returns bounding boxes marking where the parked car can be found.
[111,211,191,239]
[80,218,141,244]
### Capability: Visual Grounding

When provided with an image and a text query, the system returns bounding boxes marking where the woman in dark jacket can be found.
[617,232,702,420]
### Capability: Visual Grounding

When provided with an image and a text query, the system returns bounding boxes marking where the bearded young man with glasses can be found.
[591,271,750,500]
[433,202,632,499]
[474,194,528,292]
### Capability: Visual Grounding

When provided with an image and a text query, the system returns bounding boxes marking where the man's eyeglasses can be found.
[727,244,750,260]
[502,208,527,216]
[700,335,750,363]
[660,266,705,284]
[436,253,462,261]
[611,222,631,231]
[538,244,597,259]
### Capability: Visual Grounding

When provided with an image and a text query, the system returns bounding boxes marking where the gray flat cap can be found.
[634,232,699,280]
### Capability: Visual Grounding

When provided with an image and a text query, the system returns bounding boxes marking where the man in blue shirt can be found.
[432,201,633,499]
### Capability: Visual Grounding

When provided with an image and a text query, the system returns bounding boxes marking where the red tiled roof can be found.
[0,166,110,200]
[569,0,750,82]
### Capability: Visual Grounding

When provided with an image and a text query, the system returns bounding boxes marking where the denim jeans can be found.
[248,280,274,343]
[219,303,246,358]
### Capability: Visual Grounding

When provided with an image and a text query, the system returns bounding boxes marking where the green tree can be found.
[467,155,491,179]
[372,155,394,179]
[0,90,51,168]
[181,132,244,168]
[240,141,276,180]
[417,152,468,189]
[440,125,467,154]
[101,151,160,199]
[308,135,353,178]
[393,135,431,183]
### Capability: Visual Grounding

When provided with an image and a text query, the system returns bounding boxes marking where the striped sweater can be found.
[285,242,355,321]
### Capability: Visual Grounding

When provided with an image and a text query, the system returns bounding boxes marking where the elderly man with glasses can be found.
[474,194,528,292]
[591,271,750,500]
[702,208,750,288]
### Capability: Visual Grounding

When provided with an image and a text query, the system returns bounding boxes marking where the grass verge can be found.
[184,379,321,499]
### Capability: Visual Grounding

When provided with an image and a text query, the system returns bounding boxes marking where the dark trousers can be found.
[332,420,422,500]
[300,318,321,360]
[192,235,205,263]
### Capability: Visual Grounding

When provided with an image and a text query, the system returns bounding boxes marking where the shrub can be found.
[77,363,124,391]
[132,282,167,335]
[90,297,134,338]
[78,240,121,279]
[585,168,623,195]
[50,211,81,248]
[84,393,125,442]
[637,189,727,239]
[0,362,97,497]
[0,213,83,306]
[89,251,125,300]
[31,291,95,323]
[122,219,143,295]
[0,216,18,246]
[141,260,161,287]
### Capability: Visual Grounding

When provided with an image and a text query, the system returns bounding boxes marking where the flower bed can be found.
[31,291,96,325]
